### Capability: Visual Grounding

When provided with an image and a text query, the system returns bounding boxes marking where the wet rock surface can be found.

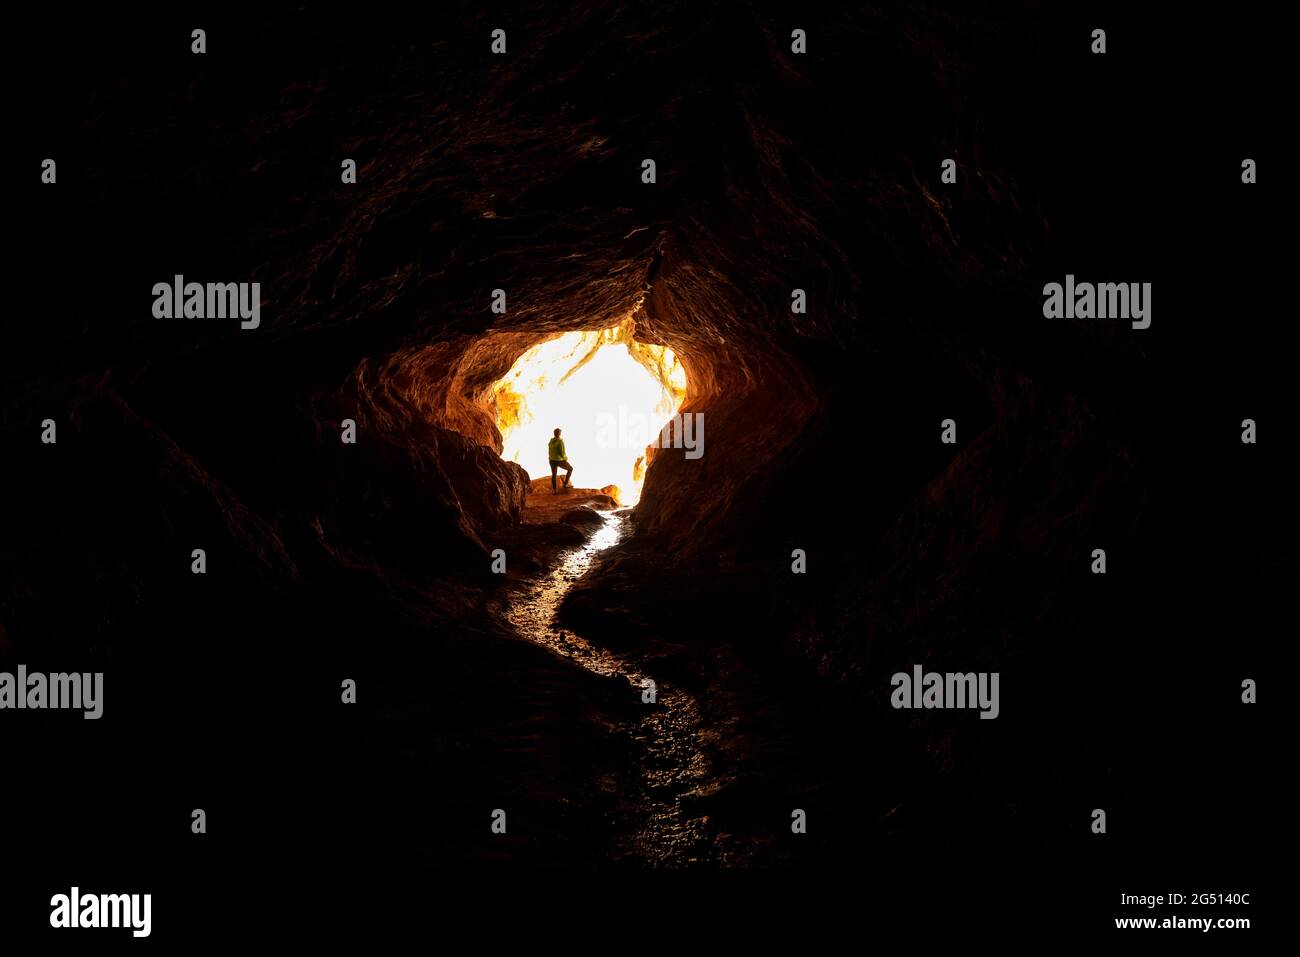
[5,5,1283,882]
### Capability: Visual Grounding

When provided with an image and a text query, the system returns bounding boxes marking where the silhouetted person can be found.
[548,428,573,493]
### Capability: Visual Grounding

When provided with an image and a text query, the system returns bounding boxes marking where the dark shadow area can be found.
[3,1,1285,940]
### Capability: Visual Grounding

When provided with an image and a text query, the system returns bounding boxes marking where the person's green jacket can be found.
[548,437,566,462]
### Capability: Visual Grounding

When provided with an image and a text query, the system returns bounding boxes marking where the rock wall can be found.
[5,3,1284,873]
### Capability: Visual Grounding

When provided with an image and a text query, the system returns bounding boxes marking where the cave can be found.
[4,3,1282,937]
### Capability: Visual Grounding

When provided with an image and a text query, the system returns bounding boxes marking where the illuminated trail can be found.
[498,511,719,866]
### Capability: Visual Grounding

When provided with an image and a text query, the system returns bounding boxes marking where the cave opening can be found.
[491,320,687,505]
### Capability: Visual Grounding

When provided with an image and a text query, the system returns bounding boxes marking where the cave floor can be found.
[518,476,621,525]
[482,481,874,867]
[495,510,721,865]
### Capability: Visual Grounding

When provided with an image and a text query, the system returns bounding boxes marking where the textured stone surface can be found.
[5,5,1284,878]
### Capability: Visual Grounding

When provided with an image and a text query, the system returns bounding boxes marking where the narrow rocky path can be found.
[494,507,722,865]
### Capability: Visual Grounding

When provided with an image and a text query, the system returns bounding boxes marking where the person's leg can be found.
[550,461,559,491]
[562,461,573,487]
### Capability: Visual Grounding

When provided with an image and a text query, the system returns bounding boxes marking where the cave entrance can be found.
[492,320,687,505]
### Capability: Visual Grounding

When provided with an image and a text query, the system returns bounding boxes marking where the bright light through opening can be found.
[493,324,687,505]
